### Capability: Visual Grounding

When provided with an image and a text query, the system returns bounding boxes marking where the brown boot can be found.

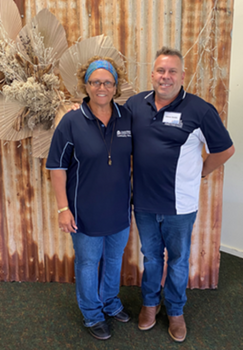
[138,304,161,330]
[168,315,187,342]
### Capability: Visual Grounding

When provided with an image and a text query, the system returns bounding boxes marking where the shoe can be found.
[114,309,131,323]
[168,315,187,342]
[89,321,111,340]
[138,304,161,330]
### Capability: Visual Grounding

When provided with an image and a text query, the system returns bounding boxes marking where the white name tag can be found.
[117,130,131,137]
[163,112,181,125]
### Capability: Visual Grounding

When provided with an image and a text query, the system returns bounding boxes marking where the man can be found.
[125,47,234,342]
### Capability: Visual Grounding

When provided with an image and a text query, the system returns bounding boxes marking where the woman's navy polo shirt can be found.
[46,99,132,236]
[125,87,233,215]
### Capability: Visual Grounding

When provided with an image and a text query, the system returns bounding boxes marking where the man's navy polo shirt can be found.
[46,99,132,236]
[125,87,233,215]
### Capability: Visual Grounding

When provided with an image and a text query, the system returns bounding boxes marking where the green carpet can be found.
[0,252,242,350]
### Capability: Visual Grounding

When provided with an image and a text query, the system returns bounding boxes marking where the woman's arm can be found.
[50,169,78,233]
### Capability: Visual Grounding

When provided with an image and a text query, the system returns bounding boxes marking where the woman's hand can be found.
[50,169,78,233]
[58,209,78,233]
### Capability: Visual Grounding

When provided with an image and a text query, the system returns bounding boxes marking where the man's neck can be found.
[154,96,174,111]
[154,89,182,111]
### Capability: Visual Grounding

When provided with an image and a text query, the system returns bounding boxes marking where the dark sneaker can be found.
[114,309,131,323]
[89,321,111,340]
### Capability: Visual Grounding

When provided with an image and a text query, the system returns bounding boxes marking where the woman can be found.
[46,56,132,340]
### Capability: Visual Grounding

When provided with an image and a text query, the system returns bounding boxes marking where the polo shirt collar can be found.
[144,86,186,110]
[81,97,121,121]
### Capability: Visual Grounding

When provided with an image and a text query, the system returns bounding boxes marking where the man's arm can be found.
[201,144,235,178]
[50,169,78,233]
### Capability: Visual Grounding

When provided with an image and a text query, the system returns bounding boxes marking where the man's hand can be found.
[67,103,80,112]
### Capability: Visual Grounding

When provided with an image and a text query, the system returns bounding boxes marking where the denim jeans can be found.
[135,211,197,316]
[70,227,130,327]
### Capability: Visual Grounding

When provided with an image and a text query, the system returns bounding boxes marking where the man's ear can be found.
[181,71,185,84]
[151,70,154,82]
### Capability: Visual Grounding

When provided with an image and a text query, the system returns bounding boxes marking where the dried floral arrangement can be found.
[0,0,135,158]
[0,0,68,154]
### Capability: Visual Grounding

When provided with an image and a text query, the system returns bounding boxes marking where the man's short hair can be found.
[154,46,184,70]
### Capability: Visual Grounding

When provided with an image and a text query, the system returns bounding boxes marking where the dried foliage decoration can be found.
[0,0,68,147]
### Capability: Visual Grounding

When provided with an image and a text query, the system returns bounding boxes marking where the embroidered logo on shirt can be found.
[117,130,131,137]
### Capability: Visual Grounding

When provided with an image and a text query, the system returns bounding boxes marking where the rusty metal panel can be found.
[0,0,234,288]
[0,138,75,282]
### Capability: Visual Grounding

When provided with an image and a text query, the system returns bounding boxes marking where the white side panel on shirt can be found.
[175,128,205,214]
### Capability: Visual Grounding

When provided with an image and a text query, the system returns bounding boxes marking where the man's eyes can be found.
[157,70,177,74]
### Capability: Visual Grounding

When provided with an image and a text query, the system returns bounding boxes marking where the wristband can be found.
[58,207,69,214]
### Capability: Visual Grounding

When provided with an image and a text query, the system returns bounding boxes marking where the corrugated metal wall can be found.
[0,0,234,288]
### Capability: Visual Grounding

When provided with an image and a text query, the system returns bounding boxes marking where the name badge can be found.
[163,112,181,125]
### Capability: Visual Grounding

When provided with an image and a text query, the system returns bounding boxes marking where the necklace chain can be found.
[96,118,116,166]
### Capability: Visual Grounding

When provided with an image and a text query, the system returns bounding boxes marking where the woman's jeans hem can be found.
[71,227,130,326]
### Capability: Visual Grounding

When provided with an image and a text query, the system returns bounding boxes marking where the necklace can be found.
[96,118,116,166]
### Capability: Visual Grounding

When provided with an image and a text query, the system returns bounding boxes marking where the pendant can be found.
[108,156,112,166]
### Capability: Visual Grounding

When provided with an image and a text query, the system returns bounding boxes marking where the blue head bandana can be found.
[84,60,118,84]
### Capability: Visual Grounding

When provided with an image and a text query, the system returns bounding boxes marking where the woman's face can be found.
[85,68,117,107]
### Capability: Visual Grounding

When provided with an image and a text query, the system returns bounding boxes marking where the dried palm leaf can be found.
[114,82,137,105]
[0,0,22,41]
[0,71,5,90]
[0,94,32,141]
[16,8,68,65]
[32,128,54,159]
[54,103,74,127]
[32,103,71,158]
[59,34,125,98]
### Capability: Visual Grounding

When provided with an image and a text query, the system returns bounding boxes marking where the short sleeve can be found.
[200,104,233,153]
[46,115,74,169]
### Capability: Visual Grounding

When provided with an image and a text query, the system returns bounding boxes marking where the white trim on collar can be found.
[113,102,121,118]
[144,91,154,99]
[81,101,121,119]
[80,104,93,120]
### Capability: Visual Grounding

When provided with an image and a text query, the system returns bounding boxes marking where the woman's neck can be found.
[88,101,113,126]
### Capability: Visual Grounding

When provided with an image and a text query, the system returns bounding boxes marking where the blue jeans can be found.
[71,227,130,327]
[135,211,197,316]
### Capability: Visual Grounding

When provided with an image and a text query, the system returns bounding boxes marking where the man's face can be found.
[151,55,185,103]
